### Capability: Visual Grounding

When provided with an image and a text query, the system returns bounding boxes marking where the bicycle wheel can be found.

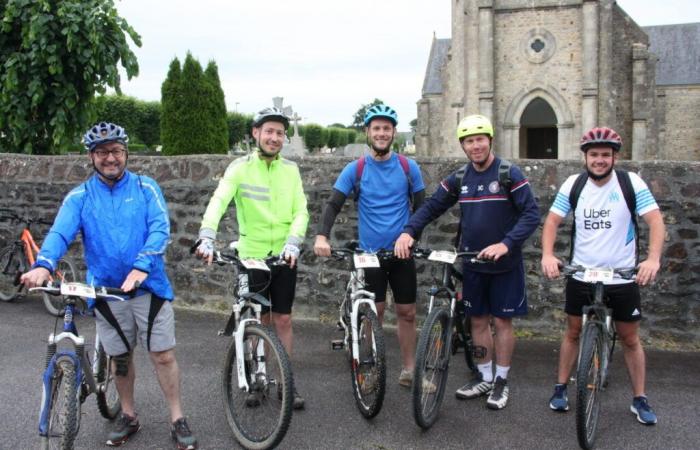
[576,323,605,450]
[221,323,293,450]
[0,245,23,301]
[413,307,451,429]
[41,359,79,450]
[95,342,121,419]
[349,306,386,419]
[42,258,78,316]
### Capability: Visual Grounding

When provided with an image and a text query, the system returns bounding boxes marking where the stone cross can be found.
[291,111,302,137]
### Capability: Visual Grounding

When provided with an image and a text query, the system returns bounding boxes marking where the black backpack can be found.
[567,169,639,263]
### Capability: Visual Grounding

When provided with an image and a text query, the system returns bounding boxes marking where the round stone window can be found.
[522,28,556,64]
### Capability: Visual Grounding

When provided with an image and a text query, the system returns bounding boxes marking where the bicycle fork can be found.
[233,318,267,392]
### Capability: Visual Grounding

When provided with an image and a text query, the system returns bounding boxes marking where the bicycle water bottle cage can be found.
[114,352,130,376]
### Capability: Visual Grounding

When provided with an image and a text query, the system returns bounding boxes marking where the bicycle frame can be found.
[344,267,379,365]
[38,300,102,436]
[21,226,40,266]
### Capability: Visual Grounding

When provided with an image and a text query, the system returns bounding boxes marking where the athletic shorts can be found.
[363,257,417,304]
[247,265,297,315]
[94,293,176,356]
[565,278,642,322]
[461,261,528,318]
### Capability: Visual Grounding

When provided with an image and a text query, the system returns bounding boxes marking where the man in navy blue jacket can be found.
[22,122,197,449]
[395,115,539,410]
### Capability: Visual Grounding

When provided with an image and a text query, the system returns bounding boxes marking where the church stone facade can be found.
[416,0,700,161]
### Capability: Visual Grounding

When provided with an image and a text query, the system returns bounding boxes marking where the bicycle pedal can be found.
[336,321,345,331]
[217,329,226,336]
[331,340,345,350]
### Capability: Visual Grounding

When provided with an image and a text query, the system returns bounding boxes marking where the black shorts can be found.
[247,265,297,315]
[363,257,416,304]
[565,278,642,322]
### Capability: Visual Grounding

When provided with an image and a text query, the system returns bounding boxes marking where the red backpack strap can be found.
[397,153,410,175]
[353,156,367,201]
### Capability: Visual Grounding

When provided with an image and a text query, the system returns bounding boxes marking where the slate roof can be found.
[644,23,700,85]
[422,38,451,95]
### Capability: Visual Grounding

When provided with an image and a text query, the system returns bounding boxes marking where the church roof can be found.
[422,38,451,95]
[644,23,700,85]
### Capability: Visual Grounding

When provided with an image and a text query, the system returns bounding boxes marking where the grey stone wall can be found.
[1,154,698,348]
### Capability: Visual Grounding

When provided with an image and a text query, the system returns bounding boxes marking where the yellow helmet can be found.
[456,115,494,140]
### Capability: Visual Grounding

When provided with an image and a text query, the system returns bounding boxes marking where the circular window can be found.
[522,28,556,64]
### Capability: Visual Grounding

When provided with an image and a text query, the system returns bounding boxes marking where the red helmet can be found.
[580,127,622,152]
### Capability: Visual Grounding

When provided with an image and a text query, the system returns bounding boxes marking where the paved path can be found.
[2,297,699,449]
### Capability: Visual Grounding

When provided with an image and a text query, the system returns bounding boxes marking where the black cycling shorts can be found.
[565,278,642,322]
[363,257,416,304]
[247,265,297,315]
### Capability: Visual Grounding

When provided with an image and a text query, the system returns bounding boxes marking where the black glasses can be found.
[93,148,126,158]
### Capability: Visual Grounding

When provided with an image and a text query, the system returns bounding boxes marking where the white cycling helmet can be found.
[83,122,129,151]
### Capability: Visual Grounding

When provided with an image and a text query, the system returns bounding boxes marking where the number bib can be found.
[353,253,381,269]
[428,250,457,264]
[241,259,270,272]
[583,268,614,283]
[60,282,96,298]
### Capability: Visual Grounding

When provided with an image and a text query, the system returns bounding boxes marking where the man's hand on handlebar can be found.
[541,254,562,280]
[636,258,660,286]
[121,269,147,293]
[195,237,215,265]
[477,242,509,262]
[394,232,415,259]
[20,267,51,289]
[313,235,332,258]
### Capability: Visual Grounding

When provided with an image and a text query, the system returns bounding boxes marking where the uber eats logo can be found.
[583,208,612,229]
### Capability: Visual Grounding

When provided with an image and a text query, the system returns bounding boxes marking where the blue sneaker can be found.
[631,396,657,425]
[549,384,569,411]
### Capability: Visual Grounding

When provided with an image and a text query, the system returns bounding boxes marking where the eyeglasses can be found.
[93,148,126,158]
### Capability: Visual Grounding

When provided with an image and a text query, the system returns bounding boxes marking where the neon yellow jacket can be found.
[200,152,309,258]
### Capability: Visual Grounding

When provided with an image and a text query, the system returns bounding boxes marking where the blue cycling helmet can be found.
[83,122,129,151]
[363,104,398,127]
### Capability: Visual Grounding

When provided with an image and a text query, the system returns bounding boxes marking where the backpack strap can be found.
[353,154,414,205]
[615,169,640,264]
[498,159,513,192]
[450,164,469,247]
[568,171,589,262]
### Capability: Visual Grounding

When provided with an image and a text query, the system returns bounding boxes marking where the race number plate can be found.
[353,253,381,269]
[60,282,96,298]
[583,268,614,283]
[241,259,270,271]
[428,250,457,264]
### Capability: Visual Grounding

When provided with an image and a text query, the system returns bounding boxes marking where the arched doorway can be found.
[519,97,558,159]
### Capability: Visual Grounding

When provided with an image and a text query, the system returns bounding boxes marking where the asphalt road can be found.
[2,296,699,450]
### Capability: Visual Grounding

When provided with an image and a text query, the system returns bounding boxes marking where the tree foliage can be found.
[160,53,228,154]
[0,0,140,154]
[227,112,253,147]
[350,98,384,130]
[303,124,324,151]
[92,95,161,148]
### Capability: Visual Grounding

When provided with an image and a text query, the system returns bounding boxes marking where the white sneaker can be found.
[486,376,509,410]
[455,374,493,399]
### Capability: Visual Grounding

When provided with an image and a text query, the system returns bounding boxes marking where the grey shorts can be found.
[94,293,176,355]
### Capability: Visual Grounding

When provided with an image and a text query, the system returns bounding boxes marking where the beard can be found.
[586,164,614,181]
[369,138,393,155]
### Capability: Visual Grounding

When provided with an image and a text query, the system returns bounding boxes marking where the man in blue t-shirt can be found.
[396,115,539,410]
[314,104,426,387]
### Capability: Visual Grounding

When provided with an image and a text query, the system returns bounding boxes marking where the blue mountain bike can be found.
[31,282,126,450]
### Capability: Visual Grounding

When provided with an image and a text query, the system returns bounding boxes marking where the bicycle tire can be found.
[413,307,451,429]
[0,245,23,301]
[221,323,293,450]
[576,323,605,450]
[349,306,386,419]
[43,258,78,316]
[95,341,121,419]
[41,358,79,450]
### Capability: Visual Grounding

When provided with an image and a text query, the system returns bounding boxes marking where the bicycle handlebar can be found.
[414,249,492,265]
[561,265,637,280]
[29,281,137,301]
[213,251,286,268]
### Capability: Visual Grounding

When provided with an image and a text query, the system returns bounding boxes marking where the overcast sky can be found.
[114,0,699,131]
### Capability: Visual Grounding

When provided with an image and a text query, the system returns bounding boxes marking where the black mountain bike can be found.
[412,249,488,429]
[561,265,636,450]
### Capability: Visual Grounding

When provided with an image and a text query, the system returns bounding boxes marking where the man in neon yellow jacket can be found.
[195,107,309,408]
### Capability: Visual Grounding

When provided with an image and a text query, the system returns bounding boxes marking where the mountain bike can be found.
[412,249,489,429]
[211,250,293,450]
[561,265,636,450]
[29,282,124,450]
[327,243,395,419]
[0,209,78,316]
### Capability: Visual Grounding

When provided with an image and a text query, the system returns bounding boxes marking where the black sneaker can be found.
[245,392,261,407]
[455,373,493,400]
[170,417,197,450]
[106,413,140,447]
[486,376,509,410]
[293,389,305,410]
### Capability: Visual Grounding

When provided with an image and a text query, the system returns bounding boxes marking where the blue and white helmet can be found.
[363,104,398,127]
[83,122,129,151]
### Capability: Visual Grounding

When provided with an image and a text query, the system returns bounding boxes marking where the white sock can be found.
[478,361,493,382]
[495,365,510,380]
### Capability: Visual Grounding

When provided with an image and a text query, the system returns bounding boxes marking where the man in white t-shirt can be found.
[541,127,665,425]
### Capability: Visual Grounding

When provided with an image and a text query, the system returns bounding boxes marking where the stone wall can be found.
[658,86,700,161]
[1,154,698,348]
